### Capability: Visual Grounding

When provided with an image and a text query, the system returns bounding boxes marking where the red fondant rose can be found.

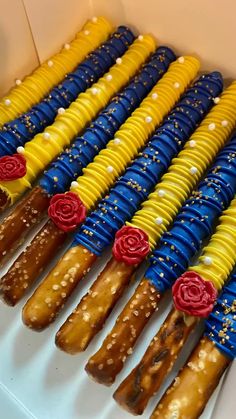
[172,271,218,318]
[48,192,86,232]
[0,154,27,181]
[112,226,150,265]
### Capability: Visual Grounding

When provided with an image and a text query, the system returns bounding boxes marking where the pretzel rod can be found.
[151,273,236,418]
[55,72,224,354]
[0,46,172,268]
[113,307,198,415]
[0,34,156,211]
[22,244,97,330]
[7,55,197,311]
[0,220,67,306]
[150,336,230,419]
[0,27,134,157]
[0,186,49,267]
[84,280,161,385]
[110,135,236,411]
[0,17,113,126]
[55,258,137,353]
[84,84,236,385]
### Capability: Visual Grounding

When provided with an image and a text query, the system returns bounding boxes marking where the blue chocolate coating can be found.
[71,72,223,255]
[205,273,236,359]
[145,135,236,294]
[39,46,176,195]
[0,27,134,157]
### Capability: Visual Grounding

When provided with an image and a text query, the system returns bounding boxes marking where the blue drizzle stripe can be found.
[0,26,134,157]
[71,72,223,255]
[205,273,236,359]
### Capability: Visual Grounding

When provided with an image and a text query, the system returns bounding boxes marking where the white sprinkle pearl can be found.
[155,217,163,225]
[92,16,98,23]
[138,35,144,41]
[64,43,70,50]
[43,132,51,140]
[71,181,79,188]
[189,140,196,148]
[178,56,185,63]
[91,87,99,95]
[107,166,114,173]
[221,120,228,127]
[116,57,122,65]
[57,107,65,115]
[157,189,165,197]
[84,30,90,35]
[4,99,11,106]
[213,97,220,104]
[208,123,216,131]
[15,79,22,86]
[174,82,180,89]
[47,60,53,67]
[204,256,212,265]
[152,92,158,100]
[17,146,25,154]
[106,74,113,81]
[145,116,153,123]
[114,138,121,145]
[190,166,198,175]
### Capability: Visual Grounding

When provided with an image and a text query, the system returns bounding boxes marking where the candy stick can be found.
[150,274,236,419]
[85,84,236,385]
[0,47,176,298]
[21,56,200,328]
[0,34,156,212]
[0,17,113,126]
[112,135,236,414]
[0,27,134,157]
[55,72,223,354]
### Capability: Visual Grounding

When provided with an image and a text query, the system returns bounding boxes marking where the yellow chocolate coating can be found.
[71,56,200,210]
[0,35,156,205]
[189,198,236,290]
[0,17,113,126]
[127,83,236,249]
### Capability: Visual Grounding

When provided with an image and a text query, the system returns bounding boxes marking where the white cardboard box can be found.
[0,1,235,418]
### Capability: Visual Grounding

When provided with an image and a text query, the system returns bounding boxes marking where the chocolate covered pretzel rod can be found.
[0,26,134,157]
[0,39,164,269]
[0,17,112,126]
[55,71,223,353]
[151,274,236,419]
[85,84,236,385]
[21,56,200,328]
[0,34,156,213]
[113,196,236,413]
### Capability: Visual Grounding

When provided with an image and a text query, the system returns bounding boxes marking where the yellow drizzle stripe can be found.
[0,17,113,126]
[127,83,236,249]
[0,35,156,205]
[70,56,200,210]
[189,198,236,290]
